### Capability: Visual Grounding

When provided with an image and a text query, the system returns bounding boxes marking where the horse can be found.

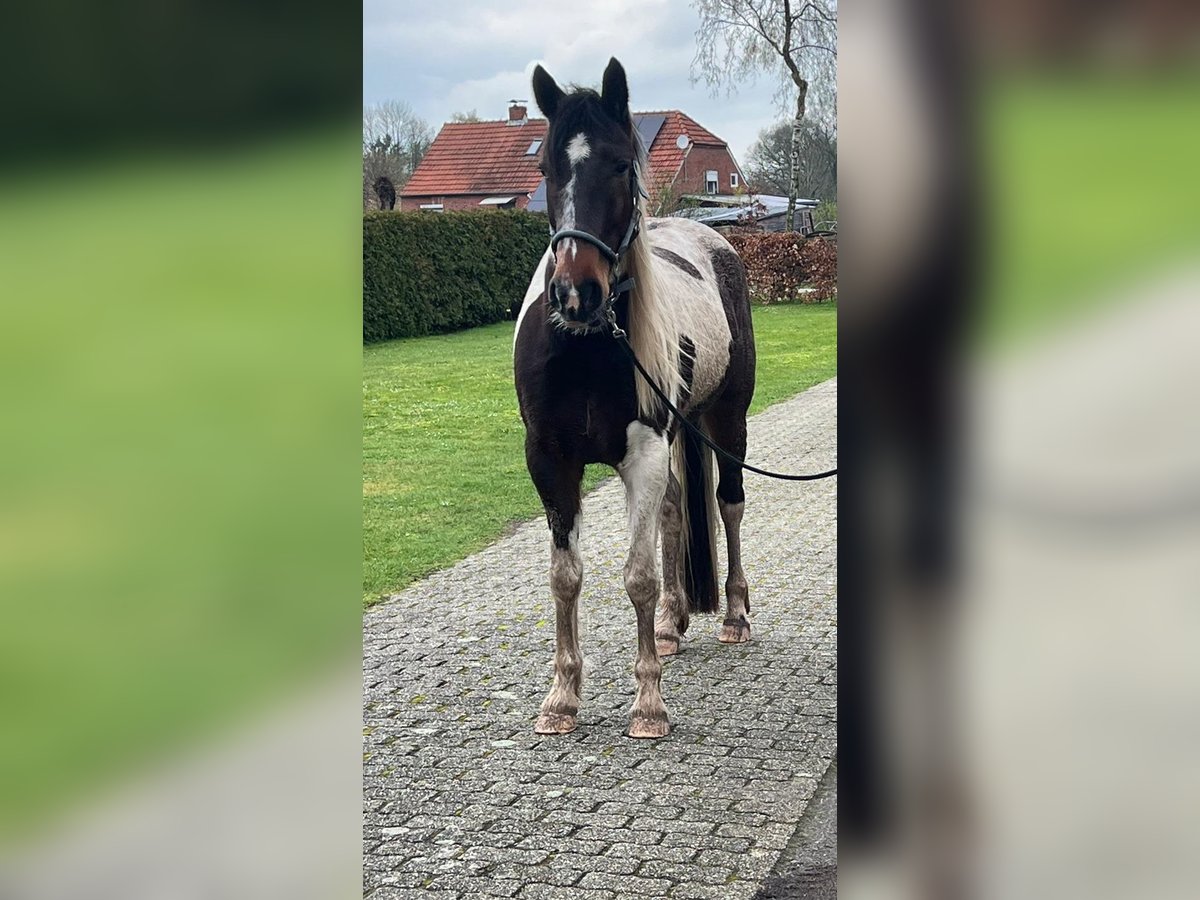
[373,175,396,210]
[513,58,756,739]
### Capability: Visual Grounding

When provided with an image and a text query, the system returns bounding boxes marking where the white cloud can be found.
[362,0,804,162]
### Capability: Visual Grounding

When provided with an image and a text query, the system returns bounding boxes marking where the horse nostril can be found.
[550,278,582,317]
[578,279,602,313]
[549,277,604,321]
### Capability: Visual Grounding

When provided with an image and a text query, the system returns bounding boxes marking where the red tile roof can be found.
[639,110,735,196]
[402,119,548,197]
[401,110,734,199]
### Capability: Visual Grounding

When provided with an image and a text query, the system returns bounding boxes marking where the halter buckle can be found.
[604,301,625,340]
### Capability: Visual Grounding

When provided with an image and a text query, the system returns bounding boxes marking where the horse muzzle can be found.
[549,276,604,328]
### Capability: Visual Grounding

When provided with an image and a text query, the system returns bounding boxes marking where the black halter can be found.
[547,165,646,310]
[542,161,838,482]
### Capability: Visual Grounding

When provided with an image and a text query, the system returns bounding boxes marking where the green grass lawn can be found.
[985,71,1200,340]
[0,129,360,838]
[363,301,837,604]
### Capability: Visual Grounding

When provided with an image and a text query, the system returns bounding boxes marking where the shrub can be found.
[363,210,549,343]
[725,232,837,303]
[813,200,838,232]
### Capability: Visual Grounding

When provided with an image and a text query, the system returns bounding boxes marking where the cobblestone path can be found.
[364,379,837,899]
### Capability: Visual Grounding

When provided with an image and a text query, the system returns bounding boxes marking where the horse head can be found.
[532,58,641,331]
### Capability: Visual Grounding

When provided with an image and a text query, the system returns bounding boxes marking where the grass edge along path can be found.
[363,301,836,606]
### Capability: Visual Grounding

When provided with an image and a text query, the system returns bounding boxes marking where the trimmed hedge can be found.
[725,232,837,303]
[363,210,549,343]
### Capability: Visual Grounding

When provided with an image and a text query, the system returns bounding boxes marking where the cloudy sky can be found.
[363,0,792,163]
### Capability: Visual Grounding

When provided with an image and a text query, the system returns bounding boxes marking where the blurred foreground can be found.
[0,125,364,896]
[0,126,362,830]
[2,0,1199,897]
[1,4,362,889]
[840,1,1199,897]
[1,670,362,900]
[0,0,364,884]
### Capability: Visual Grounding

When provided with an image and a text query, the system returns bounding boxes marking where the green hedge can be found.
[363,209,549,343]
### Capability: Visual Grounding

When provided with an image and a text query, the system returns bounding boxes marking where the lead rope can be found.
[550,161,836,482]
[604,296,838,482]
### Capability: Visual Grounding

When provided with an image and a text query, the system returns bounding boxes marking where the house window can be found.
[526,140,542,155]
[419,198,444,212]
[730,172,739,188]
[705,170,718,194]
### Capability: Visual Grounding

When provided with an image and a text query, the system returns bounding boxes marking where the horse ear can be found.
[532,65,564,119]
[601,58,629,120]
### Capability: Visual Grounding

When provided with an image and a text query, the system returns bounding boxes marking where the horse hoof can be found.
[534,712,577,735]
[628,715,670,739]
[718,617,751,644]
[655,634,681,657]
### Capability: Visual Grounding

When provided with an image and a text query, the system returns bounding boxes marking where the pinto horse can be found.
[514,59,756,739]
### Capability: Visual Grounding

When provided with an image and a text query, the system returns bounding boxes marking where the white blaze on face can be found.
[556,132,592,266]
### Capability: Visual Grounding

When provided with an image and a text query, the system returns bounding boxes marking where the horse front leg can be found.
[528,444,584,735]
[618,422,671,738]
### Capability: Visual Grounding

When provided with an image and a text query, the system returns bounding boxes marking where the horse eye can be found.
[614,161,629,175]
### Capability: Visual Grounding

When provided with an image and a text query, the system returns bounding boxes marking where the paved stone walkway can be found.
[363,379,837,899]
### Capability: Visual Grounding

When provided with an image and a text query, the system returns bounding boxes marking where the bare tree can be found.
[692,0,837,230]
[365,101,426,146]
[363,101,433,209]
[449,109,482,123]
[745,119,836,200]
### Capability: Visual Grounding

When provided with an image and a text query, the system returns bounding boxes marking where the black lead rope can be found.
[608,313,838,482]
[547,161,835,482]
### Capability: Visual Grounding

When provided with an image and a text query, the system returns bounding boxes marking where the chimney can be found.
[507,100,528,125]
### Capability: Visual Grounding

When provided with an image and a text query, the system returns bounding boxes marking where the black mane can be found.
[542,89,633,165]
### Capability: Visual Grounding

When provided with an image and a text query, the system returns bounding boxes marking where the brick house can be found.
[400,103,747,213]
[974,0,1200,62]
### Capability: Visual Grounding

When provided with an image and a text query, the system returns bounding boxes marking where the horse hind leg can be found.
[704,408,752,644]
[717,498,750,644]
[654,467,688,657]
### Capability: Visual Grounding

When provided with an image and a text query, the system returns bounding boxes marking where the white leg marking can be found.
[538,514,583,734]
[620,423,670,539]
[550,516,582,601]
[619,422,671,736]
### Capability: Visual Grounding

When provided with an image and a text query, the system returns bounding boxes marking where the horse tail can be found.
[676,419,720,614]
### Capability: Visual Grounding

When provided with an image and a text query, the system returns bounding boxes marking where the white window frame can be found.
[705,170,718,195]
[730,172,739,188]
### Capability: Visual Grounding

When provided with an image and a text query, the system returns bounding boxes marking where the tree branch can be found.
[691,0,834,112]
